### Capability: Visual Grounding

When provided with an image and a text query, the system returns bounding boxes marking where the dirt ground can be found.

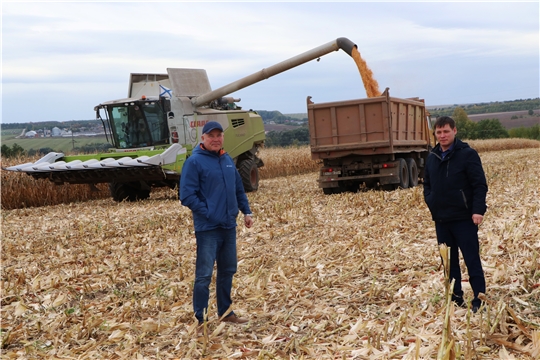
[1,147,539,359]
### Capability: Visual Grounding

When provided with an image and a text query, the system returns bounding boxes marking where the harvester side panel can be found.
[222,112,266,159]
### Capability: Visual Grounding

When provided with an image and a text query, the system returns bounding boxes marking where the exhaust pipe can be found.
[192,37,357,107]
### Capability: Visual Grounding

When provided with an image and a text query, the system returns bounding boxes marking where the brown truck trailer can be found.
[308,88,435,194]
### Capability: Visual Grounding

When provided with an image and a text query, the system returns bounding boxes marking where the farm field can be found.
[467,110,540,129]
[1,143,540,359]
[0,135,109,154]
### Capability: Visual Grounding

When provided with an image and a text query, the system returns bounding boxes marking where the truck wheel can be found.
[109,182,151,202]
[238,159,259,192]
[397,158,410,189]
[406,158,419,187]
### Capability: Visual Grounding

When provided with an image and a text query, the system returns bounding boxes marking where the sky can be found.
[1,1,539,123]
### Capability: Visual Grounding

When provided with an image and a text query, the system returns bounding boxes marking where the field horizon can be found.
[2,108,539,154]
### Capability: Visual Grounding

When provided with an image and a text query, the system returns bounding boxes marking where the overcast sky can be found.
[2,1,539,123]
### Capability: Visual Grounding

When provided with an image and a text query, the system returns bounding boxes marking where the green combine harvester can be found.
[4,38,358,202]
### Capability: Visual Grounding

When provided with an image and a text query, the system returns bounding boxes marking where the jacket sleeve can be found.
[234,169,251,215]
[466,150,488,215]
[179,159,207,217]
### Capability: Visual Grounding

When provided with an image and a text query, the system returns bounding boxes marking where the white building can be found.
[51,127,62,137]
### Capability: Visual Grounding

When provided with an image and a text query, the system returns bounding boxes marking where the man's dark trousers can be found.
[435,219,486,308]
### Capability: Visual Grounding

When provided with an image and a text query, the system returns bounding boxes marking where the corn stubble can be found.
[1,141,539,359]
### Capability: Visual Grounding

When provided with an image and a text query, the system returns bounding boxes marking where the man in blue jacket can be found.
[180,121,254,327]
[424,116,488,313]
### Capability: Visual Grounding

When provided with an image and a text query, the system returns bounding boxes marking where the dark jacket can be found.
[423,138,488,222]
[180,144,251,232]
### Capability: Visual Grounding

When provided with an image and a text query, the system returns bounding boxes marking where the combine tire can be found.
[109,182,151,202]
[397,158,410,189]
[238,158,259,192]
[406,158,419,187]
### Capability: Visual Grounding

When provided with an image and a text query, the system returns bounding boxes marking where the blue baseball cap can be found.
[202,121,223,134]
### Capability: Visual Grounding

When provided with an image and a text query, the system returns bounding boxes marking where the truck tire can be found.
[406,158,419,187]
[109,182,151,202]
[238,158,259,192]
[397,158,410,189]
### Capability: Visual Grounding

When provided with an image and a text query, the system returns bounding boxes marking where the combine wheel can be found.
[109,182,151,202]
[397,158,410,189]
[406,158,419,187]
[238,158,259,192]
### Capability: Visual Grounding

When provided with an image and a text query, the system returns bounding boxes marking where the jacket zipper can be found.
[460,190,468,209]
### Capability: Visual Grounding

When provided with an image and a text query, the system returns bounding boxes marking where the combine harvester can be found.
[5,38,359,202]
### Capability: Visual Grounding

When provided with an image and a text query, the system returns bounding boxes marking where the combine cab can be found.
[4,38,359,202]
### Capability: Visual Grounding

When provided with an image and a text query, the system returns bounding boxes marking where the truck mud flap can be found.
[378,168,400,185]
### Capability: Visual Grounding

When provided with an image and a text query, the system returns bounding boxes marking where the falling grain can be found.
[351,47,381,98]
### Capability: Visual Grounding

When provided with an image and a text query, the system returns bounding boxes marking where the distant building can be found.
[51,127,62,137]
[25,131,37,138]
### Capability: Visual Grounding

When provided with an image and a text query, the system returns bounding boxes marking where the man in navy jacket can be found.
[424,116,488,313]
[180,121,254,327]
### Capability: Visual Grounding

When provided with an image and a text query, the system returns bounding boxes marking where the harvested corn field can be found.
[1,146,540,359]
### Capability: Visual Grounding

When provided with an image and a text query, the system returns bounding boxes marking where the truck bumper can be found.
[318,160,401,187]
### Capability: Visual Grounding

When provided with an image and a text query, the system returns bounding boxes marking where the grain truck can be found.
[308,88,435,194]
[4,37,359,202]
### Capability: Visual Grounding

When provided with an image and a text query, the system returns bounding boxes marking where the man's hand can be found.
[472,214,483,226]
[244,214,253,228]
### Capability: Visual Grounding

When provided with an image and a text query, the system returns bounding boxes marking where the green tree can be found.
[528,109,534,116]
[452,107,476,139]
[11,143,26,157]
[1,144,12,157]
[264,127,310,147]
[475,119,509,139]
[1,143,26,158]
[509,124,540,140]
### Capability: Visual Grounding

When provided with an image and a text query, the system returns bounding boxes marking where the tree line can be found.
[451,107,539,140]
[262,106,540,148]
[256,110,307,124]
[264,127,310,147]
[430,98,540,117]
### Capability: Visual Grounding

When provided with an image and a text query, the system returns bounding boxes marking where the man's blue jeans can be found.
[193,227,237,323]
[435,219,486,307]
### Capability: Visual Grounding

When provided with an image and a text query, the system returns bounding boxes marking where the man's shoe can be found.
[472,304,484,313]
[472,300,485,313]
[452,296,466,308]
[221,314,248,324]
